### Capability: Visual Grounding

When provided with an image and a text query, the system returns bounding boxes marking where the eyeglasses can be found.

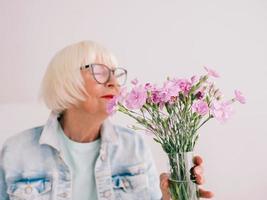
[80,64,127,86]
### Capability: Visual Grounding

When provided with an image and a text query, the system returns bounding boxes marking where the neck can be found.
[59,108,106,143]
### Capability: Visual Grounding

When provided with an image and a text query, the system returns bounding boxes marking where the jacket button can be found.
[123,179,130,188]
[103,190,111,198]
[58,192,69,198]
[101,154,106,161]
[24,185,33,194]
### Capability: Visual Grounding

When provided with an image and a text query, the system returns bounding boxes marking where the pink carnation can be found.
[172,78,192,95]
[179,79,192,94]
[160,79,181,102]
[204,66,220,78]
[144,82,155,91]
[149,79,181,104]
[234,90,246,104]
[125,85,147,109]
[106,96,118,115]
[192,100,209,116]
[211,101,233,123]
[150,89,161,104]
[131,78,138,85]
[106,87,128,115]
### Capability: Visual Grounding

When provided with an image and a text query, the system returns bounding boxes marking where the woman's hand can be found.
[160,155,214,200]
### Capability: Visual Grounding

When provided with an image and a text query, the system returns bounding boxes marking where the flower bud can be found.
[202,75,209,82]
[216,96,222,101]
[196,91,204,99]
[214,89,220,97]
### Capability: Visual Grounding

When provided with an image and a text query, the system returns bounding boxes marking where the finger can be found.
[195,174,205,185]
[193,155,203,165]
[159,173,171,199]
[159,173,169,190]
[160,177,169,189]
[189,165,204,181]
[160,173,169,182]
[199,188,214,198]
[193,165,204,175]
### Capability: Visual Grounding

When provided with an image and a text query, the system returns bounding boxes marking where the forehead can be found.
[94,62,116,70]
[88,52,117,69]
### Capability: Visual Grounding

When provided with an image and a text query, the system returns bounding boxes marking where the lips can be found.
[101,95,115,99]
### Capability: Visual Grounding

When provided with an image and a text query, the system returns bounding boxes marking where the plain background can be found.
[1,0,267,199]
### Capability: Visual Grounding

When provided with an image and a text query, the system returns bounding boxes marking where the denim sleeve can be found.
[142,138,163,200]
[0,144,9,200]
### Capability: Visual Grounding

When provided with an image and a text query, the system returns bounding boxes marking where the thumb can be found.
[160,173,171,200]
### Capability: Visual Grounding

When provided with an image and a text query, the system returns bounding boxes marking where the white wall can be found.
[1,0,267,199]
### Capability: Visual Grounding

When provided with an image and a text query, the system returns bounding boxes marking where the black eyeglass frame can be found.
[80,64,128,86]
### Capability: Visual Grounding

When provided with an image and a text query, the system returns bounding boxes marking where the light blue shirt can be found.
[58,125,100,200]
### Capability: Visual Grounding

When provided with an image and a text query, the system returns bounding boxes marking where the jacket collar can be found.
[39,111,119,152]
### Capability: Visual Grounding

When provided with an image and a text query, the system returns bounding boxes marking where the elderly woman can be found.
[0,41,213,200]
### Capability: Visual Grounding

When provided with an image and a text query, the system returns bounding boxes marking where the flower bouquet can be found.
[107,67,245,200]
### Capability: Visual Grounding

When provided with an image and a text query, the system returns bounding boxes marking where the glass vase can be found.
[167,152,199,200]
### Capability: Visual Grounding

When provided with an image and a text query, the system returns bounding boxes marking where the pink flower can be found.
[106,87,128,115]
[172,78,192,95]
[144,82,155,91]
[192,100,209,116]
[131,78,138,85]
[106,96,118,115]
[148,79,181,104]
[211,101,233,123]
[118,87,128,100]
[160,79,181,102]
[179,79,192,94]
[204,66,220,78]
[150,89,162,104]
[125,85,147,109]
[234,90,246,104]
[167,79,181,95]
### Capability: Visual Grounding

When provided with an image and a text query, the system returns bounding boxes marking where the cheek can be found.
[81,76,107,113]
[83,73,102,96]
[81,96,107,114]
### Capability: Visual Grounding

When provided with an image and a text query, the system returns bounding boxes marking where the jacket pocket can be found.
[112,163,150,200]
[7,177,52,200]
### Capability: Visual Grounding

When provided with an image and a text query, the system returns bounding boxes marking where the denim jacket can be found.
[0,112,162,200]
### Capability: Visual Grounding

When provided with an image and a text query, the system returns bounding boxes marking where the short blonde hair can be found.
[40,40,118,113]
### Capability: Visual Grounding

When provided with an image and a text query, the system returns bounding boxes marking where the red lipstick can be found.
[101,95,114,99]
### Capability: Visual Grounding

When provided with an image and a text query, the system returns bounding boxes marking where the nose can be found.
[106,73,120,91]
